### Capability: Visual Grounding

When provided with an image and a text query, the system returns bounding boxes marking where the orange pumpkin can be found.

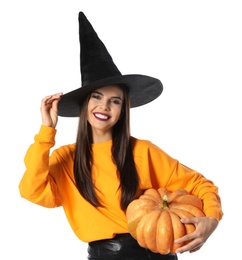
[126,188,205,254]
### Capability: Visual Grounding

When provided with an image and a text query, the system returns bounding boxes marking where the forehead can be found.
[94,85,124,97]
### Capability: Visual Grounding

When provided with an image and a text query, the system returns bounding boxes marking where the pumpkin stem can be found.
[161,194,169,210]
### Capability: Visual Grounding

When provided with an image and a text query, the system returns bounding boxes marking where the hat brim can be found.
[58,74,163,117]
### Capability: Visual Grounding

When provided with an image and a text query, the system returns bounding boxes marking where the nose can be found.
[98,99,110,110]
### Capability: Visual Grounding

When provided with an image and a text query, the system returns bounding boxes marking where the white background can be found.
[1,0,241,259]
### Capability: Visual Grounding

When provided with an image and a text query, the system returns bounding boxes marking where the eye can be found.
[91,93,101,100]
[111,99,122,105]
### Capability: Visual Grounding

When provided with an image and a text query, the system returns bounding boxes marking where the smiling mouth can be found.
[94,113,110,120]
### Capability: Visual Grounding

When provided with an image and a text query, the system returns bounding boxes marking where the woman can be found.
[19,12,223,260]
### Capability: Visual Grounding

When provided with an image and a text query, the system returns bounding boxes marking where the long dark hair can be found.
[74,85,139,210]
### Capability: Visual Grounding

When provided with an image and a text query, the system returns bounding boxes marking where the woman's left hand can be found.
[174,216,218,254]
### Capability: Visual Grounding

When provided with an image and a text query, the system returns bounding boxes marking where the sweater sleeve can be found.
[19,125,61,208]
[165,163,223,222]
[133,139,223,222]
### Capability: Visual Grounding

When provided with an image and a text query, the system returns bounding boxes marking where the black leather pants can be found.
[87,233,178,260]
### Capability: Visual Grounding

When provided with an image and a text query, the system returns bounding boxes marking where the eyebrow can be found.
[92,90,123,101]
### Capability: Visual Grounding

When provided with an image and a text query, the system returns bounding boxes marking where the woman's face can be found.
[87,85,124,140]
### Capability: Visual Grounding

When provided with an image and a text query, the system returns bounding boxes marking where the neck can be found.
[92,129,112,144]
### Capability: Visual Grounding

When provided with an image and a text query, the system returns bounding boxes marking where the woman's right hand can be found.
[40,93,63,128]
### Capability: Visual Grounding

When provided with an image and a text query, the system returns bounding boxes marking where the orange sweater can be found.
[19,125,223,242]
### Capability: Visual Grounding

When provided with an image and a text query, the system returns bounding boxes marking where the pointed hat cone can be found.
[79,12,121,85]
[58,12,163,117]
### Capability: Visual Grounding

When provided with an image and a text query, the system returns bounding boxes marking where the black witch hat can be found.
[58,11,163,117]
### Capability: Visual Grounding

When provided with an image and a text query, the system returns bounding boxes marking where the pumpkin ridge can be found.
[139,194,161,204]
[170,211,185,253]
[171,203,205,217]
[169,208,196,235]
[168,189,188,202]
[171,194,203,210]
[136,210,161,251]
[156,210,172,254]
